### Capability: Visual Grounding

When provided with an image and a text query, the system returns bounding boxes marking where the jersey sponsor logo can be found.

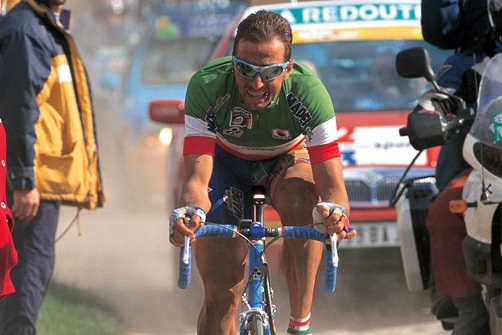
[272,129,292,140]
[229,108,252,128]
[205,93,231,133]
[223,107,252,137]
[287,92,313,132]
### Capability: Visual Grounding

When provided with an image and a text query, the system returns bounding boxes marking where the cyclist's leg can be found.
[194,237,247,334]
[193,146,253,335]
[271,159,322,322]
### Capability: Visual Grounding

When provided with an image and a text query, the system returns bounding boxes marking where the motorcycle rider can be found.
[418,0,502,333]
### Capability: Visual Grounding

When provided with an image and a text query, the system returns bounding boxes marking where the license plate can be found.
[339,222,399,248]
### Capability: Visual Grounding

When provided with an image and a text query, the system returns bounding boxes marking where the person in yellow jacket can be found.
[0,0,104,333]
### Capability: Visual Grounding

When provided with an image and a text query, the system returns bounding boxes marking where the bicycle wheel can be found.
[246,314,264,335]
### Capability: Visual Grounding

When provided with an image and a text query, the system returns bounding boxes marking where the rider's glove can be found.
[405,88,466,151]
[168,205,206,237]
[312,202,351,233]
[417,88,459,116]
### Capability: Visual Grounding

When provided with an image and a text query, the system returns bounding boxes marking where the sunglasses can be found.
[232,56,290,81]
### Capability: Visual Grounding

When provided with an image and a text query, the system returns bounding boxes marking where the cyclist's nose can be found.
[249,73,265,87]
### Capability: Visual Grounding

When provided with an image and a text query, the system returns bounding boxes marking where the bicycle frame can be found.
[238,192,276,335]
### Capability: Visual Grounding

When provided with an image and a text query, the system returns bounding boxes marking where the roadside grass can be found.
[38,281,124,335]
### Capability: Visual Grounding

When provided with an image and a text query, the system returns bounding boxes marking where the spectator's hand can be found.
[168,205,206,247]
[12,188,40,222]
[312,202,356,241]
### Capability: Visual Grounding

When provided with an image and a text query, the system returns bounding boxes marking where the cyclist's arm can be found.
[311,156,354,238]
[169,153,212,247]
[178,153,213,213]
[311,156,349,216]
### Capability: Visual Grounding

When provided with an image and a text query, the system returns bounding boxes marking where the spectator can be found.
[0,119,17,301]
[0,1,104,333]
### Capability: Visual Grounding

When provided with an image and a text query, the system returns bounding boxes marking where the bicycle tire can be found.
[246,314,264,335]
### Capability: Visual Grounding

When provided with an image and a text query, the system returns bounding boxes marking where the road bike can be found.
[178,189,339,335]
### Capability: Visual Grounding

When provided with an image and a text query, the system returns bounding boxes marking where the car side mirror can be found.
[149,99,185,124]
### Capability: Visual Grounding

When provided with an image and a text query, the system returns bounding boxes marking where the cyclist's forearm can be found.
[179,154,213,212]
[178,181,211,213]
[312,158,350,214]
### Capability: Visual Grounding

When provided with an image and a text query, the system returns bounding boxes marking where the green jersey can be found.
[183,56,340,163]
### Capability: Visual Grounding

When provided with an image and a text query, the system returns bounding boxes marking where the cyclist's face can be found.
[233,37,293,111]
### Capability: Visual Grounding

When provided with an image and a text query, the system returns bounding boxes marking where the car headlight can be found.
[159,127,173,146]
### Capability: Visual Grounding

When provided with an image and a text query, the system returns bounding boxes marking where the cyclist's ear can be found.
[283,60,295,80]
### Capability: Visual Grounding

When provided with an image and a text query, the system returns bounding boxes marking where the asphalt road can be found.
[52,128,447,335]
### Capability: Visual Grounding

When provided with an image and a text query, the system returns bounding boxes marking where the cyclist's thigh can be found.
[195,146,252,282]
[206,145,254,224]
[194,237,247,286]
[271,159,317,226]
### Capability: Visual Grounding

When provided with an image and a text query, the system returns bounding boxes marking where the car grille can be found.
[344,179,371,202]
[376,177,401,201]
[344,176,406,205]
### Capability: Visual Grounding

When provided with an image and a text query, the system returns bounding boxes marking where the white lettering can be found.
[280,9,296,24]
[322,6,338,22]
[339,5,358,21]
[287,4,421,24]
[359,5,379,20]
[379,4,398,20]
[398,4,415,19]
[303,8,321,23]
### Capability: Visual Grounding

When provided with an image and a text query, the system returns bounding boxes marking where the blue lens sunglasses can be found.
[232,56,290,82]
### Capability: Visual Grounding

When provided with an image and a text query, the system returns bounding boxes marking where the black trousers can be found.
[0,199,60,335]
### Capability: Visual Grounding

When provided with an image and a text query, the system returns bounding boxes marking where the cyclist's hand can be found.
[168,205,206,247]
[312,202,356,241]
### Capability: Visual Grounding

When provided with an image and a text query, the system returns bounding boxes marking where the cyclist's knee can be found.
[202,279,244,316]
[273,178,317,224]
[194,238,246,285]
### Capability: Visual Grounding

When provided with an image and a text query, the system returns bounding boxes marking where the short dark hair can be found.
[233,10,292,61]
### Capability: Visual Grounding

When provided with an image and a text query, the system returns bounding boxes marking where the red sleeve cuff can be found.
[307,141,341,164]
[183,136,216,156]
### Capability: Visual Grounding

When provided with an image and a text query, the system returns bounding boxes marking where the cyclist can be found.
[169,9,355,335]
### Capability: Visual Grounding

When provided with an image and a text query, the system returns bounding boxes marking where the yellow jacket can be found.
[0,0,104,209]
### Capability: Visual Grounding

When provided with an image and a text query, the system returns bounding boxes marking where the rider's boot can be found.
[451,293,490,335]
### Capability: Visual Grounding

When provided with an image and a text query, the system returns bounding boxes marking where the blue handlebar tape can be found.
[324,244,337,292]
[178,246,192,289]
[177,225,237,289]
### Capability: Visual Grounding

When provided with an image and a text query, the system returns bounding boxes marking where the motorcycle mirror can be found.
[149,98,185,124]
[396,47,437,84]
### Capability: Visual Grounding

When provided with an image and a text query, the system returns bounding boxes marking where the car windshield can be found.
[292,39,449,113]
[140,37,214,85]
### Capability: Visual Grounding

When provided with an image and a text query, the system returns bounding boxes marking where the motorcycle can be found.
[391,47,502,333]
